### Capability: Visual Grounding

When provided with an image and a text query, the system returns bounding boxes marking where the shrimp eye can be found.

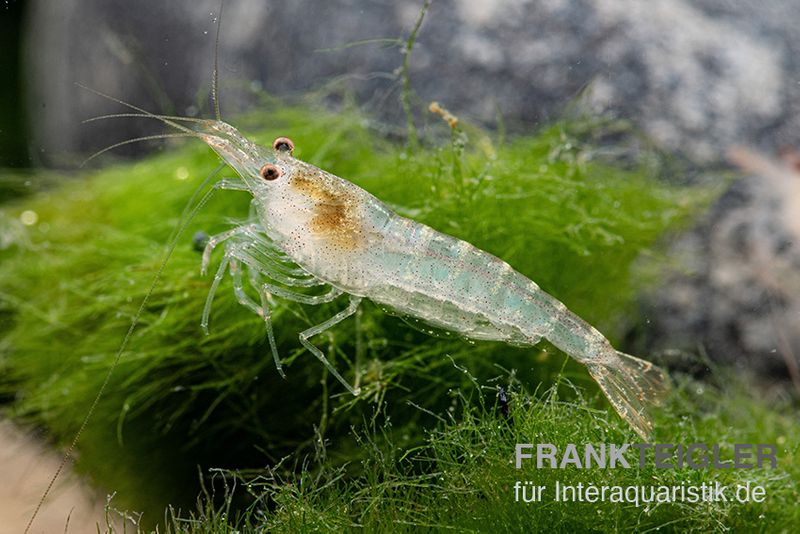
[272,136,295,153]
[259,163,282,181]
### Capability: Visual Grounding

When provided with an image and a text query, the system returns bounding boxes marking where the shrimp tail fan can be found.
[586,350,671,439]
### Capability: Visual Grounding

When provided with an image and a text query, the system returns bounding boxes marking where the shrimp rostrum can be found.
[145,113,669,439]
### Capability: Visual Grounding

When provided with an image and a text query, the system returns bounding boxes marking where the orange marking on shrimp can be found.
[291,170,364,249]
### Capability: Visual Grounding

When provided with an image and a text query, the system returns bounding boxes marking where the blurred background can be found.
[1,0,799,531]
[11,0,800,167]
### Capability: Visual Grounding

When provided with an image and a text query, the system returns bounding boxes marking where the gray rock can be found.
[643,149,800,387]
[24,0,800,164]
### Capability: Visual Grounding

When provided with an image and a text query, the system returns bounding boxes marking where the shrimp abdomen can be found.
[364,214,671,438]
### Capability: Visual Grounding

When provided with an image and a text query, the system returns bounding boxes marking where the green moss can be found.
[154,375,799,533]
[0,100,737,529]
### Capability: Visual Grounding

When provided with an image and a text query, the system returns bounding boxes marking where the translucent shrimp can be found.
[186,121,671,440]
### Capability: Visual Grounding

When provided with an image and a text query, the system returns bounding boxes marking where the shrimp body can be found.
[342,214,558,346]
[253,154,562,345]
[196,122,669,439]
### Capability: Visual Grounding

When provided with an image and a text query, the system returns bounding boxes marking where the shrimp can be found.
[183,119,670,440]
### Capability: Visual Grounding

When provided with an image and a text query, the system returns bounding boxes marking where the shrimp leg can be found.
[299,296,363,395]
[201,224,270,275]
[226,256,287,379]
[202,255,230,334]
[258,280,342,305]
[228,258,261,315]
[257,286,285,378]
[215,178,250,192]
[226,244,342,303]
[203,223,317,284]
[230,246,358,391]
[221,257,285,377]
[202,225,252,275]
[235,254,341,379]
[203,238,345,379]
[232,241,324,287]
[201,238,291,331]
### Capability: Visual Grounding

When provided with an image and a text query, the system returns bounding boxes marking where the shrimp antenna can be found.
[80,133,197,167]
[211,0,225,121]
[83,112,212,125]
[24,165,226,534]
[76,82,196,136]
